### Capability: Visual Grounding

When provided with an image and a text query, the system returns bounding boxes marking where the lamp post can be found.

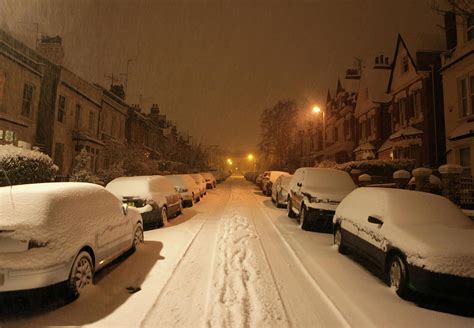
[247,154,256,171]
[312,106,325,157]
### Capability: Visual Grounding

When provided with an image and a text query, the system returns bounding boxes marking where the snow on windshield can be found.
[106,176,153,199]
[304,169,356,190]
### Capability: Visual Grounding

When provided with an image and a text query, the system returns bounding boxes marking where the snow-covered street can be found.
[2,177,472,327]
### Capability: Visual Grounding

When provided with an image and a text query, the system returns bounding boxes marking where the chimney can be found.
[149,103,161,122]
[37,35,64,65]
[110,84,125,99]
[373,54,391,70]
[345,68,360,80]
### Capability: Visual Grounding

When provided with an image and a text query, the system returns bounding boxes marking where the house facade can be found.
[354,54,392,161]
[441,12,474,176]
[0,29,44,149]
[384,34,446,167]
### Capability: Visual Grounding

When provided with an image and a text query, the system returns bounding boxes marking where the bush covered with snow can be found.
[0,145,58,185]
[315,159,415,177]
[70,149,102,184]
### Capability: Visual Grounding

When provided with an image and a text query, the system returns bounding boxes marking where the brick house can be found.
[441,12,474,176]
[383,34,446,167]
[323,72,360,163]
[354,54,392,160]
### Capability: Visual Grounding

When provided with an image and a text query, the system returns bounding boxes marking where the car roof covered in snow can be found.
[106,175,174,198]
[337,187,472,227]
[302,168,356,191]
[269,171,289,182]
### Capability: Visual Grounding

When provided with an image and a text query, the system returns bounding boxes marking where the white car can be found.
[106,175,182,228]
[200,172,217,189]
[262,171,289,196]
[271,175,292,207]
[190,173,207,197]
[287,168,357,231]
[166,174,201,207]
[333,188,474,303]
[0,183,143,296]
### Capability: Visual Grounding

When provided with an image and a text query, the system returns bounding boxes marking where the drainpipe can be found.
[430,64,438,165]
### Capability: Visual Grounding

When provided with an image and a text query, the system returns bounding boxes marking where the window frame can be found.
[21,83,34,118]
[57,95,67,123]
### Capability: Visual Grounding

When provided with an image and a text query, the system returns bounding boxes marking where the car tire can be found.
[287,198,297,218]
[67,251,94,297]
[299,205,312,231]
[334,226,348,254]
[388,254,409,298]
[132,224,144,251]
[161,206,169,225]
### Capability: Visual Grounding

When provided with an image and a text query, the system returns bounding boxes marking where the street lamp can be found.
[311,105,325,154]
[247,154,256,171]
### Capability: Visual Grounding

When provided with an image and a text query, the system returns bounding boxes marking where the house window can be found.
[21,83,34,117]
[468,16,474,41]
[58,95,66,123]
[413,90,422,119]
[401,56,409,73]
[54,143,64,174]
[460,147,471,176]
[459,76,474,117]
[334,127,339,142]
[370,116,376,137]
[88,112,95,134]
[399,99,406,126]
[111,115,116,137]
[74,104,81,129]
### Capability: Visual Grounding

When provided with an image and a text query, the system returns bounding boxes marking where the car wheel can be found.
[388,255,409,298]
[334,226,348,254]
[299,205,311,230]
[68,251,94,296]
[287,198,297,218]
[161,207,169,225]
[132,224,144,251]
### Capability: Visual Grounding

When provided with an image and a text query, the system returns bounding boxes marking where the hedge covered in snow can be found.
[0,145,58,185]
[315,159,416,176]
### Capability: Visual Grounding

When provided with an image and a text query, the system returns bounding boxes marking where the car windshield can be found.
[106,177,151,198]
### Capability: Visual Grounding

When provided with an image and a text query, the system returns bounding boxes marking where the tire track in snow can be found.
[204,187,289,328]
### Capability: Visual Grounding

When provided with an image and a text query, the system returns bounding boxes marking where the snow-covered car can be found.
[106,175,182,228]
[287,168,356,231]
[166,174,201,207]
[190,173,207,197]
[333,188,474,302]
[271,175,292,207]
[262,171,289,196]
[256,172,268,188]
[0,183,143,296]
[200,172,217,189]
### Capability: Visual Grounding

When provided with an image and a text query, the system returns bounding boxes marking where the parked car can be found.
[106,175,182,228]
[256,172,267,188]
[262,171,289,196]
[190,173,207,197]
[333,187,474,303]
[201,172,217,189]
[287,168,356,231]
[166,174,201,207]
[271,175,293,207]
[0,182,143,296]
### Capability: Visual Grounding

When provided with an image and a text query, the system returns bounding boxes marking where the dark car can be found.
[333,187,474,303]
[287,168,356,231]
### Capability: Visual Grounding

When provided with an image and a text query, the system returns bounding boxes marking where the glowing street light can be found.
[247,154,254,160]
[312,105,321,113]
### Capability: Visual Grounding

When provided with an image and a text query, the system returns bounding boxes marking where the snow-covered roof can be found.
[354,142,375,152]
[448,120,474,141]
[106,175,174,199]
[342,78,360,94]
[389,126,423,140]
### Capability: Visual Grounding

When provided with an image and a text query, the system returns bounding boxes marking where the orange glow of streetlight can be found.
[247,154,254,160]
[312,106,321,113]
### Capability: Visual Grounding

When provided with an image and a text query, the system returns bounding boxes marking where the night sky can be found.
[0,0,443,153]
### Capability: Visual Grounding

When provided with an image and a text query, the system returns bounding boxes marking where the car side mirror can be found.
[368,215,383,225]
[297,182,302,187]
[122,203,129,216]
